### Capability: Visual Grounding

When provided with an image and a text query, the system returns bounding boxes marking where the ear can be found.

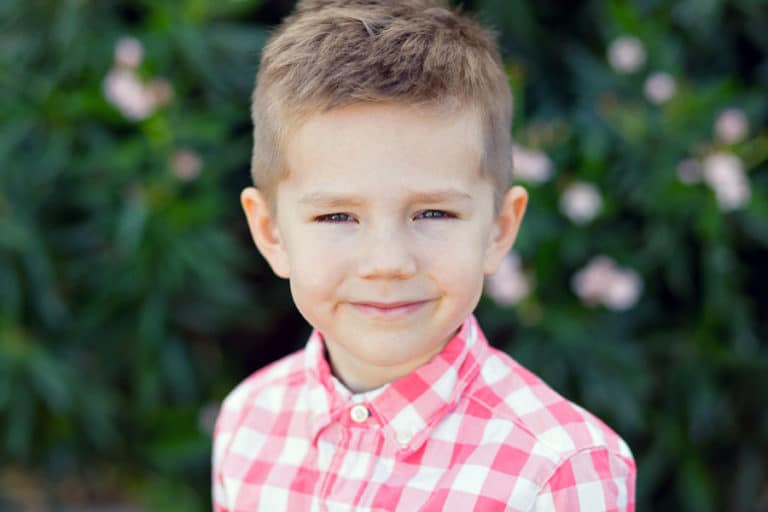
[483,186,528,274]
[241,187,291,278]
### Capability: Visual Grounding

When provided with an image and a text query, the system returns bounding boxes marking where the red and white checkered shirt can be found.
[212,315,636,511]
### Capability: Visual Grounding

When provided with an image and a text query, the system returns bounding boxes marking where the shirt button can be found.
[350,404,370,423]
[396,429,413,446]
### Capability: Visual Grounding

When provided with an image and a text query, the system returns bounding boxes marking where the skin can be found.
[242,103,527,393]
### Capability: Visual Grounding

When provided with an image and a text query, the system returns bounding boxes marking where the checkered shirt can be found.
[212,315,636,511]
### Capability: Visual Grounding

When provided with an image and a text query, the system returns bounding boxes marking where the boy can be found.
[213,1,636,510]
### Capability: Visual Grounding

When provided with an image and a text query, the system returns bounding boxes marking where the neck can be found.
[323,336,451,393]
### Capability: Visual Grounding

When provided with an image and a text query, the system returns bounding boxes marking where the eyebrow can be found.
[298,189,473,207]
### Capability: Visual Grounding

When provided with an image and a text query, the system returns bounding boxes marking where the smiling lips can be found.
[350,299,432,318]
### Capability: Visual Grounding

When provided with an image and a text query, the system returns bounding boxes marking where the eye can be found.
[415,209,454,220]
[315,212,355,223]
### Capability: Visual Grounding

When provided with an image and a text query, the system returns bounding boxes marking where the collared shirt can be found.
[212,315,636,511]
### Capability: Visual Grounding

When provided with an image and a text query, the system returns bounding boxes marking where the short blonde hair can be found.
[251,0,513,206]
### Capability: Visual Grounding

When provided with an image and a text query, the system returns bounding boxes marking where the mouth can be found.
[349,299,432,318]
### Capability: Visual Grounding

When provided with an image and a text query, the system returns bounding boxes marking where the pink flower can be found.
[114,37,143,69]
[571,256,615,306]
[607,36,646,74]
[102,68,156,120]
[559,182,602,224]
[512,145,553,184]
[572,256,643,311]
[103,70,174,121]
[602,268,643,311]
[702,152,751,211]
[644,72,676,104]
[171,148,203,181]
[714,108,748,144]
[486,252,531,305]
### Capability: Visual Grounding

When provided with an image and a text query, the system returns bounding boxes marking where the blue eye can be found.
[416,210,452,220]
[316,213,354,223]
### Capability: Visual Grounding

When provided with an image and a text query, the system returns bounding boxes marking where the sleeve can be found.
[212,472,229,512]
[211,400,235,512]
[528,448,636,512]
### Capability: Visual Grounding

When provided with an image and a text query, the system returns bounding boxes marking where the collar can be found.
[303,315,488,456]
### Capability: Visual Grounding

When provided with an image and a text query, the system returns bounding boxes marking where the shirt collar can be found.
[304,315,488,454]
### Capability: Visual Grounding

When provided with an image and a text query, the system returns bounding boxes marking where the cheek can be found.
[414,223,489,265]
[291,256,343,292]
[285,224,350,264]
[414,242,487,297]
[286,235,349,295]
[288,264,343,327]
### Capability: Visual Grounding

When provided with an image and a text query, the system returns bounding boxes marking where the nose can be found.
[357,223,417,280]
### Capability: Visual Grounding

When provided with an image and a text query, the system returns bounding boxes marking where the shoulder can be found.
[213,348,307,439]
[467,345,634,469]
[461,346,636,509]
[210,348,310,509]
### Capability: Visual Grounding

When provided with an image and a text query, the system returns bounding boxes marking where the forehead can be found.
[281,102,486,195]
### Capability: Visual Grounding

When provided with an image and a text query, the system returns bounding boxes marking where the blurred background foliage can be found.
[0,0,766,510]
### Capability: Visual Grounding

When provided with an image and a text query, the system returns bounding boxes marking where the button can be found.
[396,429,413,446]
[350,404,370,423]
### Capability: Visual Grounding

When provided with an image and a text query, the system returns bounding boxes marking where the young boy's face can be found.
[242,103,527,392]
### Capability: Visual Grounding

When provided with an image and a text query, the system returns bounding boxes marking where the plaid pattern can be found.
[213,315,635,511]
